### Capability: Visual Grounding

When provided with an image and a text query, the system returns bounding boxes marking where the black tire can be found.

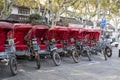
[52,51,61,66]
[35,51,40,69]
[105,47,112,57]
[115,44,118,47]
[83,50,92,61]
[118,49,120,57]
[72,50,80,63]
[9,57,18,75]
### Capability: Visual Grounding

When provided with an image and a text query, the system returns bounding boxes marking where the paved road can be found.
[0,47,120,80]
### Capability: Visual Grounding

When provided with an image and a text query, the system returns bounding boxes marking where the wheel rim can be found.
[73,51,79,61]
[11,59,17,73]
[53,52,61,66]
[55,53,61,63]
[107,49,111,55]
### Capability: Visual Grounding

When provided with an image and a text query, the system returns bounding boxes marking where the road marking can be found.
[37,69,55,72]
[87,61,100,65]
[19,69,26,72]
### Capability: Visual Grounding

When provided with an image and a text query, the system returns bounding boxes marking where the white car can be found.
[111,41,118,47]
[109,38,119,47]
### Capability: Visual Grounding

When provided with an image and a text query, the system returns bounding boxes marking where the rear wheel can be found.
[52,51,61,66]
[9,57,18,75]
[35,51,40,69]
[72,50,80,63]
[105,47,112,57]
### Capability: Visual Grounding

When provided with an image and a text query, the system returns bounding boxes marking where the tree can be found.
[0,0,39,19]
[109,0,120,31]
[47,0,79,27]
[0,0,4,15]
[70,0,118,29]
[28,13,49,26]
[0,0,10,19]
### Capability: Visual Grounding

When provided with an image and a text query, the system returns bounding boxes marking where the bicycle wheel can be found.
[52,51,61,66]
[9,57,18,75]
[72,50,80,63]
[105,47,112,57]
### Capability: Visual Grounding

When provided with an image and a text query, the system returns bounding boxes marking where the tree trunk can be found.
[93,21,97,29]
[0,0,7,19]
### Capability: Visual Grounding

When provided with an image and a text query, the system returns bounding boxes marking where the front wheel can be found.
[35,51,41,69]
[9,57,18,75]
[105,47,112,57]
[52,51,61,66]
[72,50,80,63]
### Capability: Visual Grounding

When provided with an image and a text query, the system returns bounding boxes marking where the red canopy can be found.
[14,24,32,50]
[79,29,101,41]
[34,25,49,38]
[28,25,49,39]
[0,22,13,52]
[0,22,13,30]
[68,27,80,40]
[14,23,32,31]
[48,26,69,40]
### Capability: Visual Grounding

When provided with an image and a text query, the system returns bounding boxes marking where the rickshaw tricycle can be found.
[89,30,112,60]
[49,26,80,63]
[25,25,61,67]
[14,23,32,57]
[0,22,17,75]
[14,24,40,69]
[68,28,92,61]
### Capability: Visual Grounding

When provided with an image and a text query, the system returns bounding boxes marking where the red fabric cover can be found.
[29,26,49,40]
[55,44,63,48]
[39,45,46,50]
[68,28,80,40]
[48,26,69,40]
[14,32,28,50]
[0,31,5,46]
[15,45,28,50]
[14,32,25,45]
[14,23,32,43]
[37,38,41,44]
[7,31,13,39]
[24,29,35,41]
[0,46,5,52]
[14,24,32,30]
[0,22,13,29]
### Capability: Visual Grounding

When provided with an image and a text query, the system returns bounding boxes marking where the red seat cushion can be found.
[15,45,28,50]
[55,44,63,48]
[0,46,5,52]
[39,45,46,50]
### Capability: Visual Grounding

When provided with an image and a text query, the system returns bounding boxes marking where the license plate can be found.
[33,45,39,50]
[69,46,73,48]
[51,45,56,49]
